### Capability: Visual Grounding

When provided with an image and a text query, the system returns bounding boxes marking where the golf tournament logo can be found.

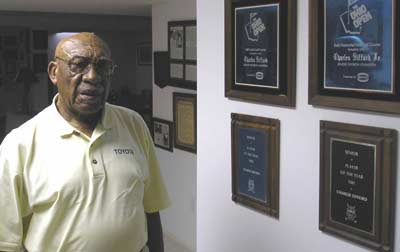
[245,12,266,42]
[339,0,373,35]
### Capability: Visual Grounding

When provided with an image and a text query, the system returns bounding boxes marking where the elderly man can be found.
[0,33,170,252]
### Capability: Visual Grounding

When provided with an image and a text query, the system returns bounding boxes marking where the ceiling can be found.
[0,0,168,16]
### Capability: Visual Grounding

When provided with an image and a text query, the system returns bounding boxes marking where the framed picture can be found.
[231,113,280,218]
[153,117,173,152]
[319,121,397,251]
[225,0,297,107]
[137,43,152,65]
[173,92,196,153]
[168,20,197,90]
[309,0,400,114]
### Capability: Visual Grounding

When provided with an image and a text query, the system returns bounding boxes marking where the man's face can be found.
[51,35,113,117]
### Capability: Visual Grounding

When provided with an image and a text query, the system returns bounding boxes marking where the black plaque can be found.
[309,0,400,114]
[154,51,169,88]
[235,4,278,89]
[330,139,375,234]
[237,127,268,203]
[319,121,397,252]
[324,0,393,93]
[231,113,279,218]
[225,0,297,107]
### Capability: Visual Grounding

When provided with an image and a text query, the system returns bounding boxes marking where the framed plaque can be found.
[231,113,279,218]
[320,121,397,252]
[309,0,400,114]
[173,92,196,153]
[225,0,297,107]
[153,117,173,152]
[168,20,197,90]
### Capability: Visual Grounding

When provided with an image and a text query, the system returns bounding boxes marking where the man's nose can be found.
[82,64,102,84]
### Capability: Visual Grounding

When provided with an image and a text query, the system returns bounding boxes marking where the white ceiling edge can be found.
[0,0,173,16]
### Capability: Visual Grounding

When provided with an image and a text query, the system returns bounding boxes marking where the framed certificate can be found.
[153,117,173,152]
[168,20,197,90]
[225,0,297,107]
[231,113,280,218]
[319,121,397,251]
[309,0,400,114]
[173,92,197,153]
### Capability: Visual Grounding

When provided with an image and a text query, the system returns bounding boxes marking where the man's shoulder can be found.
[105,103,145,126]
[1,106,52,146]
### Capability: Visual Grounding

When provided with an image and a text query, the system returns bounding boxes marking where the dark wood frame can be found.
[168,20,197,90]
[173,92,197,153]
[137,43,152,66]
[309,0,400,114]
[319,120,397,252]
[231,113,280,218]
[225,0,297,107]
[152,117,173,152]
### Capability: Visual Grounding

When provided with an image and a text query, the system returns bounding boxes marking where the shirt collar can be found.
[50,94,112,138]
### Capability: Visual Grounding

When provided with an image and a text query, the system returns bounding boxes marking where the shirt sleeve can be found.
[0,133,31,252]
[139,119,171,213]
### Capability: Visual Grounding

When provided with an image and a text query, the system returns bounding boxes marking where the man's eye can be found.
[70,60,89,71]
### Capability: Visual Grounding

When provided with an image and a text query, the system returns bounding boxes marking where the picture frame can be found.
[137,43,152,66]
[231,113,280,218]
[225,0,297,107]
[168,20,197,90]
[309,0,400,114]
[153,117,173,152]
[173,92,197,153]
[319,120,397,252]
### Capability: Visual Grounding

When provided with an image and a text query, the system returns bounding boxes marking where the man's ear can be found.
[48,61,58,86]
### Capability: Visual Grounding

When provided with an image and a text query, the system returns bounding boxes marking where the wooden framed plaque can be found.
[225,0,297,107]
[309,0,400,114]
[319,121,397,252]
[168,20,197,90]
[231,113,279,218]
[173,92,197,153]
[153,117,173,152]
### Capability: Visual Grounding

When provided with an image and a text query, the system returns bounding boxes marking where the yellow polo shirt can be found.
[0,98,170,252]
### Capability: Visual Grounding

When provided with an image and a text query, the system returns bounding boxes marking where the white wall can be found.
[152,1,196,251]
[197,0,400,252]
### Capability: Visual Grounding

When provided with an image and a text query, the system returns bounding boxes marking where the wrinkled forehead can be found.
[56,35,111,59]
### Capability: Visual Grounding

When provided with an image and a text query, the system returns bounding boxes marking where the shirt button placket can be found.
[91,154,104,177]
